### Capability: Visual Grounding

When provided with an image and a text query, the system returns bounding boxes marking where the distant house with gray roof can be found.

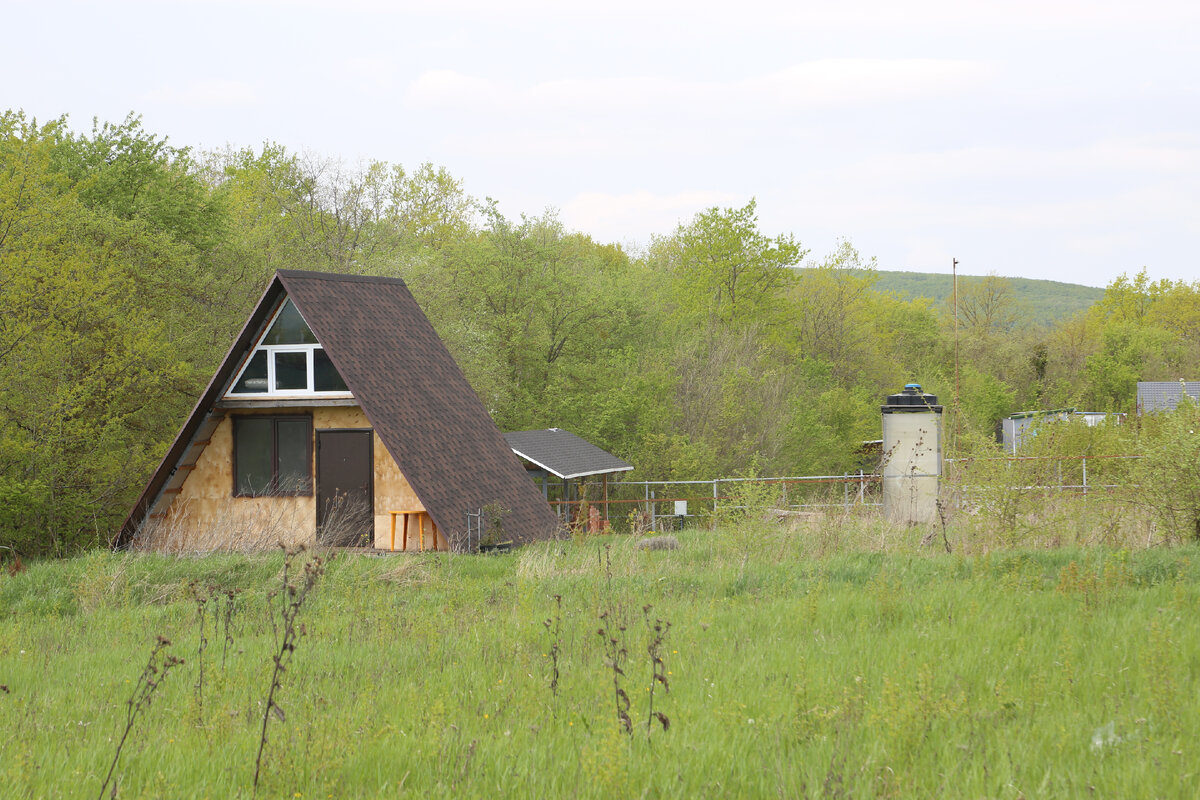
[1137,382,1200,414]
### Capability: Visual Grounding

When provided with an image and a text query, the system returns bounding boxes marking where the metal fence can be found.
[944,453,1140,498]
[552,472,883,531]
[549,454,1143,532]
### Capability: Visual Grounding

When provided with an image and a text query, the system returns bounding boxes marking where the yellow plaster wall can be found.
[148,405,445,552]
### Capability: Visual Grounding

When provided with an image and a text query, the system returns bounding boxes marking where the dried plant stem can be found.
[543,593,562,704]
[253,548,325,797]
[97,636,183,800]
[936,498,952,554]
[642,604,671,736]
[188,581,212,719]
[597,545,631,733]
[221,588,242,672]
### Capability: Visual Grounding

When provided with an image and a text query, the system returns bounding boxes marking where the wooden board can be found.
[312,408,438,550]
[141,405,445,551]
[146,409,314,551]
[372,432,438,551]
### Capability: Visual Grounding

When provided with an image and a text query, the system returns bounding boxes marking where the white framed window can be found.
[226,299,351,398]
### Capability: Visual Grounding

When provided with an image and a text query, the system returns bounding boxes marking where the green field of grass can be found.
[2,526,1199,798]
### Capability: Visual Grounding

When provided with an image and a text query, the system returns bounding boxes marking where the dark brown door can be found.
[316,429,374,547]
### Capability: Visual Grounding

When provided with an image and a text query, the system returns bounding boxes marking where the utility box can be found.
[881,383,943,524]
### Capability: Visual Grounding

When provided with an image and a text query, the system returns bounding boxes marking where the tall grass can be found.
[1,525,1199,797]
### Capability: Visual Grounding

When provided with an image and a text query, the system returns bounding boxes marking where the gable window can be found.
[233,415,313,496]
[228,299,349,397]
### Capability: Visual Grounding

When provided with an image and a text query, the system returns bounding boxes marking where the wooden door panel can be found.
[316,429,373,547]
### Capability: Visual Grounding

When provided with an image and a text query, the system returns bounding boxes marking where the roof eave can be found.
[509,448,634,480]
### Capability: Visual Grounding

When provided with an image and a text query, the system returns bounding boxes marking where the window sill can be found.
[219,398,359,409]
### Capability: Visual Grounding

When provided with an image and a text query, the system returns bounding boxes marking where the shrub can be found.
[1133,396,1200,543]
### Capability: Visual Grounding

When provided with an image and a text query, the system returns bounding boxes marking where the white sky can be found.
[5,0,1198,288]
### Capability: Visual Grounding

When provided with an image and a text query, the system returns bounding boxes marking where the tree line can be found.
[3,110,1199,555]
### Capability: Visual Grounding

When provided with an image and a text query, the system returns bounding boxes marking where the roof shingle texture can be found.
[282,272,560,545]
[504,429,633,479]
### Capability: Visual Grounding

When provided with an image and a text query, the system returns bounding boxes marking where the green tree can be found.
[667,199,804,329]
[433,207,644,431]
[1133,397,1200,543]
[787,240,882,386]
[0,111,229,554]
[953,273,1020,337]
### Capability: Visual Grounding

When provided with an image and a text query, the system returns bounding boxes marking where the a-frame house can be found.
[116,270,560,552]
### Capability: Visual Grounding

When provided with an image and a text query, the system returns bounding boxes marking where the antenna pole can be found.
[953,257,959,453]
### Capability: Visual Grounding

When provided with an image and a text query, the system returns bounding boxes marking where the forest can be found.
[4,110,1200,556]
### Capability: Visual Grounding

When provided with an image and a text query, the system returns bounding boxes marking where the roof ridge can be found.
[277,270,409,287]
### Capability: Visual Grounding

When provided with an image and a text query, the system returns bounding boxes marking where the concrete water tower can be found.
[881,384,943,524]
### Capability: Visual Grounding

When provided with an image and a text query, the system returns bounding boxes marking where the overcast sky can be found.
[5,0,1198,288]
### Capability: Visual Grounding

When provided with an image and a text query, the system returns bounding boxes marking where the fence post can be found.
[858,469,865,504]
[650,490,656,530]
[713,479,718,516]
[843,473,849,512]
[1082,456,1088,497]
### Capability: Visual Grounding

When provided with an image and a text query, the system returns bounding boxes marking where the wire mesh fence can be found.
[553,472,882,533]
[550,454,1143,533]
[945,453,1139,498]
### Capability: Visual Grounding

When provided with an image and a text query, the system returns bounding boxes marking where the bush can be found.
[0,477,50,555]
[1133,397,1200,543]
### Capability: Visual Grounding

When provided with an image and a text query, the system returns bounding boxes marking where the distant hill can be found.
[870,270,1104,323]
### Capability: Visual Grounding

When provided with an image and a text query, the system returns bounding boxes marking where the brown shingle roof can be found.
[116,270,560,548]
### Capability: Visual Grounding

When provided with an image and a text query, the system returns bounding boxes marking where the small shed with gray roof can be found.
[504,428,633,525]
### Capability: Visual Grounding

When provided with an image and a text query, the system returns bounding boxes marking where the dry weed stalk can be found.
[220,588,242,672]
[920,498,953,553]
[97,636,183,800]
[1,545,23,575]
[253,547,325,796]
[597,545,632,733]
[543,594,562,703]
[186,581,213,718]
[642,604,671,736]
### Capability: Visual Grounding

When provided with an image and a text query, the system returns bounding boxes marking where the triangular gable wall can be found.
[117,271,560,549]
[225,298,351,398]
